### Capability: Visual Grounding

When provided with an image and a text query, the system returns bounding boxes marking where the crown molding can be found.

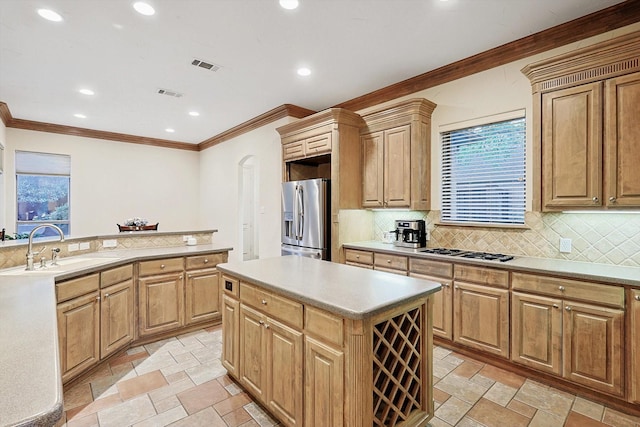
[198,104,316,151]
[333,0,640,112]
[0,102,12,126]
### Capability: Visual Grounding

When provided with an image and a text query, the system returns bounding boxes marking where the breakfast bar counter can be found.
[217,256,441,427]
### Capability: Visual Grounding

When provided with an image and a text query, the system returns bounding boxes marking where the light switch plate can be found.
[68,243,79,252]
[559,238,572,253]
[79,242,90,250]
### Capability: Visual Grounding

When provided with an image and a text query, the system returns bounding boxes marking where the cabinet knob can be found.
[387,259,391,263]
[552,304,559,309]
[96,296,101,301]
[356,255,360,259]
[441,283,449,287]
[104,293,110,298]
[264,324,270,329]
[160,264,166,269]
[204,259,209,263]
[261,299,267,305]
[558,286,565,291]
[592,196,599,203]
[188,274,192,279]
[609,197,617,203]
[565,306,571,311]
[259,320,264,325]
[635,295,640,301]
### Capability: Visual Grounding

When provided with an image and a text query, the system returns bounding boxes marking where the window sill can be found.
[434,221,530,230]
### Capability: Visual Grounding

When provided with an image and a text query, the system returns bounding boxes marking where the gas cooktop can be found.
[419,248,514,262]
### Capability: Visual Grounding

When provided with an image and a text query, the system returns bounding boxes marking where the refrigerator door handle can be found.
[297,185,304,239]
[292,184,299,240]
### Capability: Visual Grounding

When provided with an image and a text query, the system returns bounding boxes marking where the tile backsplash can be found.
[366,210,640,267]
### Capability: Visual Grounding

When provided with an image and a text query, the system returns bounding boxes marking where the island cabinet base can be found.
[221,273,435,427]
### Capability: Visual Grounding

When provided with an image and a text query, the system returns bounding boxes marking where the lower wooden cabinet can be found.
[185,268,220,324]
[453,281,509,358]
[304,336,344,427]
[563,301,624,396]
[631,288,640,403]
[222,294,240,378]
[239,304,303,427]
[138,272,184,337]
[100,279,134,359]
[57,290,100,382]
[411,272,452,340]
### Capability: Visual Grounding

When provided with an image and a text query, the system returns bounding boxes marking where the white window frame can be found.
[439,110,526,227]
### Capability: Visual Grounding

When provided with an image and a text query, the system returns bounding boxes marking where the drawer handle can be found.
[558,286,565,291]
[261,299,267,305]
[160,264,166,269]
[204,259,209,263]
[565,306,571,311]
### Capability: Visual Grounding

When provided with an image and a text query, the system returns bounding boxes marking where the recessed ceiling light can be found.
[165,128,175,133]
[79,89,94,96]
[297,67,311,77]
[279,0,299,10]
[74,113,86,119]
[133,2,155,16]
[188,111,200,117]
[37,8,63,22]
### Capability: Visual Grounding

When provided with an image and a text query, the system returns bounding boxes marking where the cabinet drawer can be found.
[139,257,184,276]
[101,264,133,288]
[454,264,508,288]
[374,253,408,272]
[410,258,453,278]
[221,275,240,298]
[240,282,303,329]
[345,262,373,270]
[57,273,100,303]
[305,305,343,347]
[512,272,624,308]
[283,141,305,160]
[305,133,332,156]
[344,249,373,265]
[186,253,227,270]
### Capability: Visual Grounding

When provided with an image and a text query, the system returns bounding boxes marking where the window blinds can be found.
[15,151,70,175]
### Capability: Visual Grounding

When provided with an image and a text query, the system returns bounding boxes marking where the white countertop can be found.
[343,241,640,287]
[217,256,442,319]
[0,243,231,427]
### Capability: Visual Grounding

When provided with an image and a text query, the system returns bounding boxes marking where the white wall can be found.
[3,128,200,236]
[0,119,6,228]
[198,118,292,262]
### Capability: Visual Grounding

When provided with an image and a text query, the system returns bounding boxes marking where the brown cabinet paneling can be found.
[630,289,640,403]
[100,279,134,359]
[222,294,240,378]
[185,269,220,325]
[138,272,184,336]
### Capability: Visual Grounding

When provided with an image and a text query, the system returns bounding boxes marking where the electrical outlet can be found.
[559,238,572,253]
[79,242,90,250]
[425,230,430,241]
[68,243,79,252]
[103,239,117,248]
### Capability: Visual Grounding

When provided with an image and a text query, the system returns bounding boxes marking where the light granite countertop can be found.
[343,241,640,287]
[0,243,231,427]
[217,256,442,319]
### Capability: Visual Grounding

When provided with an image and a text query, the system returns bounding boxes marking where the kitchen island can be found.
[217,256,442,427]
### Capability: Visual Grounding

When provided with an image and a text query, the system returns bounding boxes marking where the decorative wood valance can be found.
[521,30,640,93]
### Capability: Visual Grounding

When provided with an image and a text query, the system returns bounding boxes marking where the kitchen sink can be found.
[0,257,121,276]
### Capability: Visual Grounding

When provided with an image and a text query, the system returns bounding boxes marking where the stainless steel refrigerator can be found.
[281,178,330,260]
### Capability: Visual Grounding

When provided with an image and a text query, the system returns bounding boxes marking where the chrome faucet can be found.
[26,224,65,271]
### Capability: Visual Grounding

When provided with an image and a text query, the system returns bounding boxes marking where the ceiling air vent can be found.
[191,58,220,72]
[157,88,183,98]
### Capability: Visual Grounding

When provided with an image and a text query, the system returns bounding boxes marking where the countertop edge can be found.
[343,242,640,287]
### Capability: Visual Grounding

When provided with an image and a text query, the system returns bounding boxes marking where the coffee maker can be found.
[393,220,427,248]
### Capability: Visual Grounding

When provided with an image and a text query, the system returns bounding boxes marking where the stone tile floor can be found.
[61,326,640,427]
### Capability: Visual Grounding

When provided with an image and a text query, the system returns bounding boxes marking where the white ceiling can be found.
[0,0,626,144]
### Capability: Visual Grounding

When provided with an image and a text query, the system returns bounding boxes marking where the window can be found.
[16,151,70,236]
[441,112,526,226]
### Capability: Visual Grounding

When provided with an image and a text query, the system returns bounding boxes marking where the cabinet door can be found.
[240,304,267,401]
[185,269,220,324]
[100,279,134,359]
[631,289,640,404]
[266,318,303,427]
[511,292,562,375]
[57,291,100,382]
[305,133,332,157]
[384,125,411,207]
[541,82,603,209]
[221,294,240,378]
[453,281,509,358]
[138,272,184,337]
[362,131,384,207]
[563,301,624,396]
[605,72,640,207]
[411,273,452,340]
[304,336,344,427]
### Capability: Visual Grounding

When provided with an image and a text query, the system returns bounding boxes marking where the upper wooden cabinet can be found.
[522,30,640,211]
[360,98,436,210]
